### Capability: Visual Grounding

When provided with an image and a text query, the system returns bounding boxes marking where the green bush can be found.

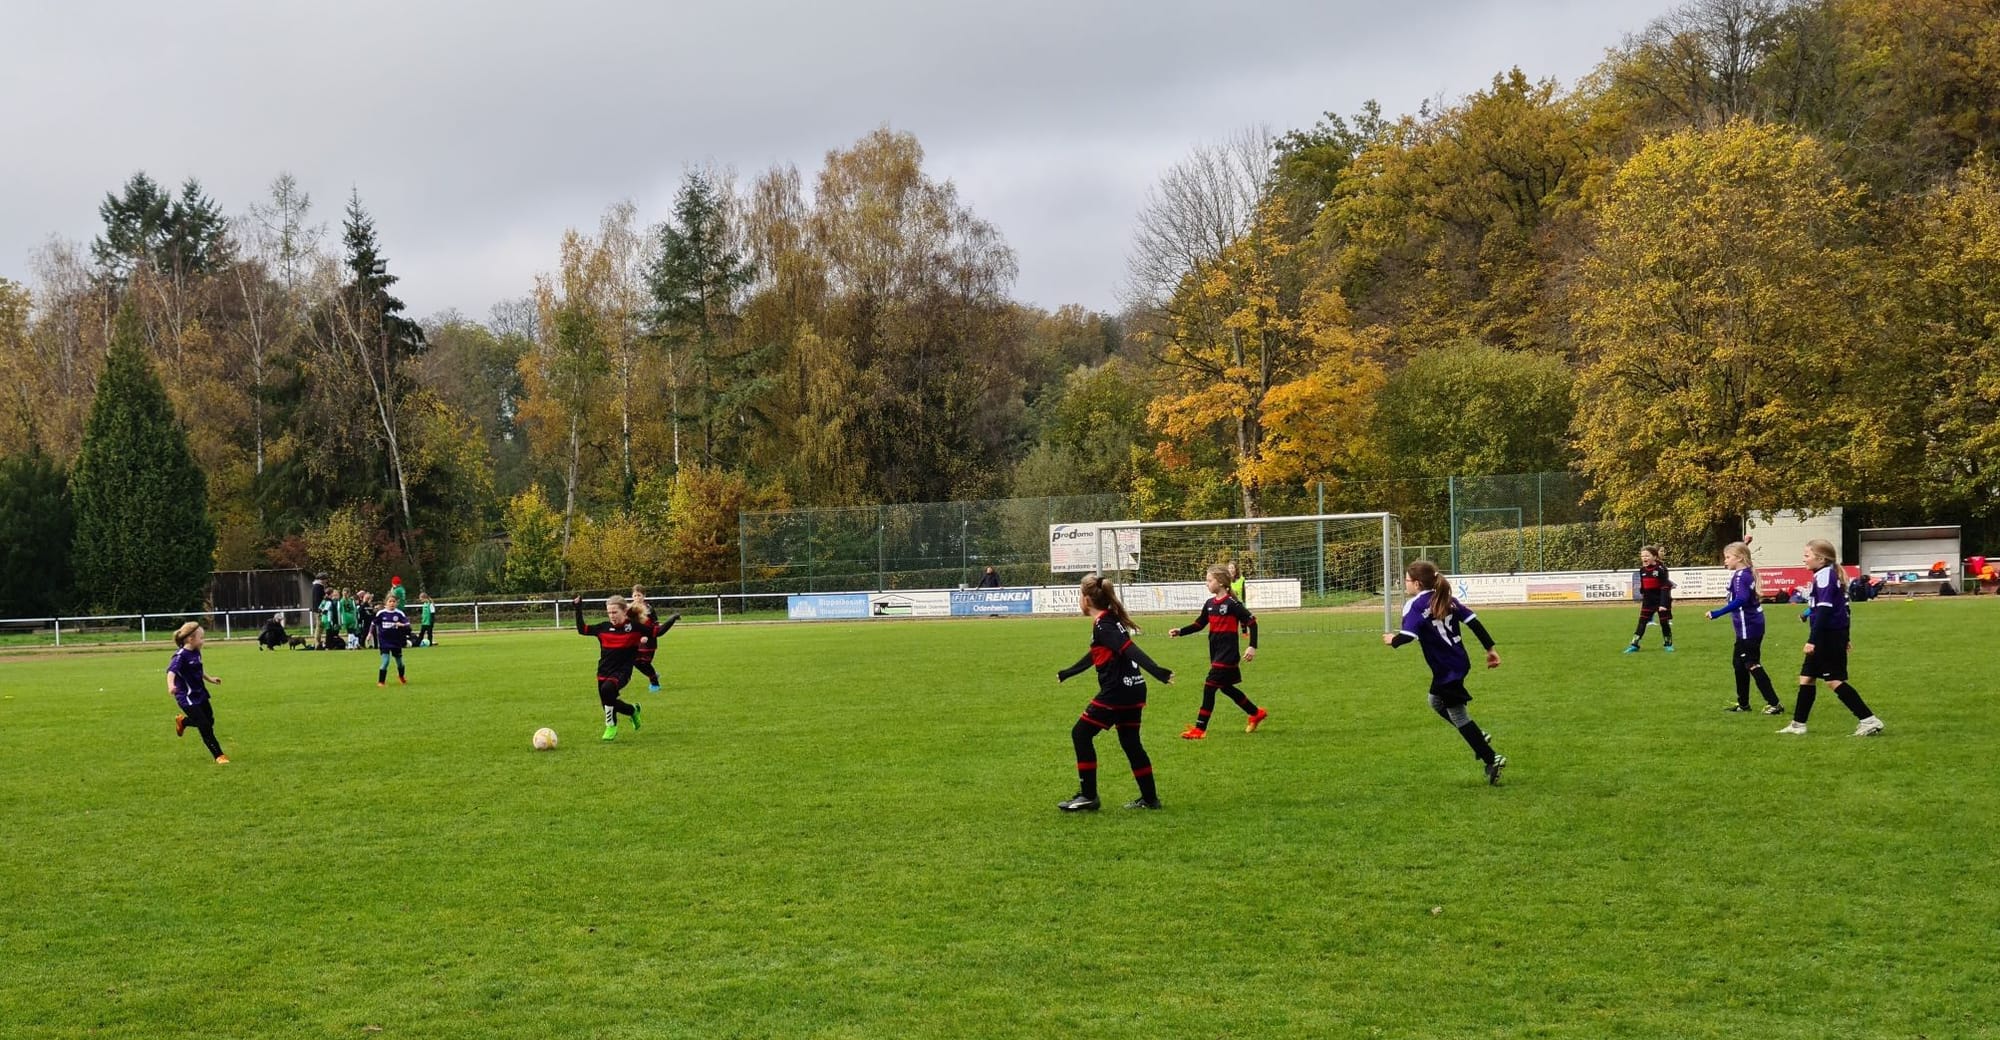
[1458,522,1714,573]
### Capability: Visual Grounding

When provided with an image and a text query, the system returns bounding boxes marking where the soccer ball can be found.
[532,727,559,751]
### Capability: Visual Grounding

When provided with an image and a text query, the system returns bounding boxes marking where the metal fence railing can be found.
[0,593,800,651]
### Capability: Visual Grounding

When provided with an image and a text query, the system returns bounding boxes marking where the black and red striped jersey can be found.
[577,609,646,679]
[1173,594,1258,666]
[1057,611,1174,702]
[1639,562,1671,598]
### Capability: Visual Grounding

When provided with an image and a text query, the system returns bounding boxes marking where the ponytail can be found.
[1805,538,1839,579]
[1080,572,1141,634]
[1406,559,1453,620]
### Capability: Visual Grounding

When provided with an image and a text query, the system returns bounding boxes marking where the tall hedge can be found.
[69,306,215,613]
[1458,521,1714,574]
[0,447,74,616]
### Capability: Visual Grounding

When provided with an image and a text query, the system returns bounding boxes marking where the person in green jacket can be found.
[417,592,436,646]
[339,591,359,641]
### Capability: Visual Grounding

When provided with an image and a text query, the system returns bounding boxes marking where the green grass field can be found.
[3,599,1997,1039]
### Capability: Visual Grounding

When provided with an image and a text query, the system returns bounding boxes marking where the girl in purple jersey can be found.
[1779,539,1884,737]
[1384,560,1506,785]
[1706,541,1784,715]
[166,622,228,764]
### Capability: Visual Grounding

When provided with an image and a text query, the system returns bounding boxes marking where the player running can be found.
[1385,560,1507,785]
[574,594,645,741]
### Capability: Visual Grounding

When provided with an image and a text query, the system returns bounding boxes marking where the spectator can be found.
[309,573,327,636]
[356,592,378,650]
[257,613,288,651]
[977,566,1002,588]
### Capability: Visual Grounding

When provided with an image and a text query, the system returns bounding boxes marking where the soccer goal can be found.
[1092,513,1403,630]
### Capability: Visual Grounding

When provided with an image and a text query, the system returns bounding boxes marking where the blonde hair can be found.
[1206,563,1232,586]
[1804,538,1839,573]
[1079,573,1139,633]
[1406,559,1454,620]
[173,621,202,647]
[1722,540,1755,572]
[605,594,628,610]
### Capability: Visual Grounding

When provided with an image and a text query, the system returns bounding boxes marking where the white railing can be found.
[0,593,798,650]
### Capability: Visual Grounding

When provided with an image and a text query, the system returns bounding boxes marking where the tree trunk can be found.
[561,412,581,582]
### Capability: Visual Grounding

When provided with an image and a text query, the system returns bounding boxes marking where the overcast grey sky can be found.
[1,0,1667,320]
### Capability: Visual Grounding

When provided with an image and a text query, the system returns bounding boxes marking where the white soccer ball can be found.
[532,727,559,751]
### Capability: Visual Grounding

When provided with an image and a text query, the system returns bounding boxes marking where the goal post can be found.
[1093,513,1403,630]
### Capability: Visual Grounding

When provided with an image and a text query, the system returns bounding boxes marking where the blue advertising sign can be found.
[787,593,872,620]
[949,588,1034,616]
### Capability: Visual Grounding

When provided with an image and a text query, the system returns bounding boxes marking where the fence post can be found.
[225,612,232,641]
[140,615,147,643]
[1447,475,1460,575]
[554,600,561,629]
[54,619,61,647]
[715,596,722,624]
[473,601,481,632]
[1316,482,1327,600]
[876,505,885,593]
[1535,472,1545,571]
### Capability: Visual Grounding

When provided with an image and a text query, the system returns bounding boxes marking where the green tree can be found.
[1878,157,2000,518]
[69,306,215,612]
[1571,121,1878,544]
[502,487,565,593]
[1376,341,1577,477]
[648,169,759,471]
[0,448,74,616]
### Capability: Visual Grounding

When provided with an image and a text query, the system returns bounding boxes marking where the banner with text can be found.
[1049,522,1141,573]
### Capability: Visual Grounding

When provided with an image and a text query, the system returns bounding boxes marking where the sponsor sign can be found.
[870,590,951,618]
[1048,522,1141,573]
[1243,579,1303,610]
[1033,585,1081,615]
[786,593,871,621]
[950,588,1035,616]
[1756,565,1860,599]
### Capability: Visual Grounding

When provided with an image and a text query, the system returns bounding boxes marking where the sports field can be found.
[3,599,1996,1039]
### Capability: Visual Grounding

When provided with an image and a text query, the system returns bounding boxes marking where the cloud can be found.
[0,0,1665,317]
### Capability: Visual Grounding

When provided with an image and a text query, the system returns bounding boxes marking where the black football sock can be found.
[1834,682,1873,719]
[635,662,659,685]
[1660,618,1673,643]
[1733,661,1751,706]
[1752,667,1779,706]
[1071,720,1100,799]
[1197,685,1218,730]
[1794,685,1817,723]
[1117,726,1156,801]
[1455,721,1496,765]
[1223,685,1258,715]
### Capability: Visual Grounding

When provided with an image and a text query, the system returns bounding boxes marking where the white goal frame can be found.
[1093,512,1403,630]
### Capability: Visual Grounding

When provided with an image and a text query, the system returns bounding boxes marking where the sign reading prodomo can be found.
[1049,522,1140,573]
[950,588,1035,616]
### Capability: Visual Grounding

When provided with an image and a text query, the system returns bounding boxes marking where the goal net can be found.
[1092,513,1403,631]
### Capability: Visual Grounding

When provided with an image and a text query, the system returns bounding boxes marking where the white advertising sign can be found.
[1048,522,1141,573]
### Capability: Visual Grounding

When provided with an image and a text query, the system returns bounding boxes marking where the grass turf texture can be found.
[2,600,1995,1039]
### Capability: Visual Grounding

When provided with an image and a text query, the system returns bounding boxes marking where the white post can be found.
[554,601,562,628]
[473,602,481,632]
[1381,514,1394,632]
[715,596,722,624]
[225,612,232,640]
[140,615,147,643]
[53,619,61,647]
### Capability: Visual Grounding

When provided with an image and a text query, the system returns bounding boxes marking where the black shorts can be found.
[1801,636,1849,682]
[1428,679,1472,708]
[1203,664,1243,687]
[1640,592,1672,617]
[1732,636,1764,669]
[1079,695,1145,730]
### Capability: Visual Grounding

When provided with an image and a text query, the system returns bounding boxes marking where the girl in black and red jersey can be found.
[1170,563,1266,738]
[629,586,680,693]
[1055,574,1175,812]
[574,594,645,741]
[1625,546,1676,653]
